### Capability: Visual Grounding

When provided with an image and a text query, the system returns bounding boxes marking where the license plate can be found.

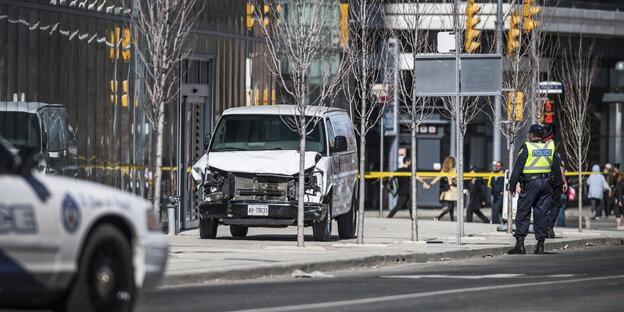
[247,204,269,216]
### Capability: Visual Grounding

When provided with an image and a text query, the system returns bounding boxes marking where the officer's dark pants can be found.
[514,178,552,241]
[548,186,563,229]
[388,195,412,218]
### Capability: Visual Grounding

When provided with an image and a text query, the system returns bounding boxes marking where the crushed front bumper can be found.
[199,200,328,226]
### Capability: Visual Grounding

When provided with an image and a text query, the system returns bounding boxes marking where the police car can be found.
[0,136,168,311]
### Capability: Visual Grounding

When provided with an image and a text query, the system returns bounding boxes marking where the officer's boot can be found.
[534,240,545,254]
[547,227,555,239]
[507,237,526,255]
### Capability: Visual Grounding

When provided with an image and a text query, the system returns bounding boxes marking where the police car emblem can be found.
[62,194,81,233]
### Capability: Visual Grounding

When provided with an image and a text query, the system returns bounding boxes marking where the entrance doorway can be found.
[177,58,213,230]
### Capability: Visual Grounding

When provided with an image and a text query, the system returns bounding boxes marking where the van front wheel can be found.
[313,204,332,242]
[337,191,357,239]
[199,218,218,239]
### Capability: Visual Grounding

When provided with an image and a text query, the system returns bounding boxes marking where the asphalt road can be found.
[134,243,624,312]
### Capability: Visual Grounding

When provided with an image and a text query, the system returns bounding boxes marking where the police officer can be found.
[508,124,562,254]
[542,130,567,238]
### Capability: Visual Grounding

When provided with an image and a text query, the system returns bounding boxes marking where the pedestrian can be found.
[430,156,457,221]
[491,161,505,224]
[466,167,490,223]
[603,163,615,217]
[587,164,611,220]
[507,124,562,255]
[556,168,570,228]
[387,156,430,218]
[542,131,567,238]
[612,173,624,229]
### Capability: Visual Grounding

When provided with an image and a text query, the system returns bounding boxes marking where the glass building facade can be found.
[0,0,274,228]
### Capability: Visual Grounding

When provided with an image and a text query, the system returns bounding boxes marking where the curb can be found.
[161,236,624,286]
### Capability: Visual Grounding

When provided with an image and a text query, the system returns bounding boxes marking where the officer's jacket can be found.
[509,139,562,191]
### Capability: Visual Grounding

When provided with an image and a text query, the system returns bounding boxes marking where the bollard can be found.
[168,207,176,235]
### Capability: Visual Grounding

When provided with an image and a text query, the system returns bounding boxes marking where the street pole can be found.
[454,0,463,246]
[379,119,384,218]
[530,29,538,124]
[493,0,503,166]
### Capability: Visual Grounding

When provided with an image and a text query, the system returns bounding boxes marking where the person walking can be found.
[542,131,568,238]
[430,156,457,221]
[588,164,611,220]
[603,163,615,217]
[491,161,505,224]
[466,168,490,223]
[507,124,562,255]
[387,156,429,218]
[612,173,624,230]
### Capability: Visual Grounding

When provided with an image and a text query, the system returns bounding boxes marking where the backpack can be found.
[387,177,399,197]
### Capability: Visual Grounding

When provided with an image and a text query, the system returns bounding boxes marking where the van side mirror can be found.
[204,133,211,152]
[332,136,348,153]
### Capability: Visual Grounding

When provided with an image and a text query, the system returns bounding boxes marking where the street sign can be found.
[538,81,563,94]
[413,54,502,97]
[437,32,455,53]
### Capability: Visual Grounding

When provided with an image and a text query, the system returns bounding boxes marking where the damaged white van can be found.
[191,105,358,241]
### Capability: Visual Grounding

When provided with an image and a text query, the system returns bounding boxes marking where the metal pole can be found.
[530,31,538,124]
[493,0,503,166]
[454,0,463,246]
[380,119,384,218]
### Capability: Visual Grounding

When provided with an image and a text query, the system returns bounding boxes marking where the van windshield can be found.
[210,115,326,153]
[0,112,41,152]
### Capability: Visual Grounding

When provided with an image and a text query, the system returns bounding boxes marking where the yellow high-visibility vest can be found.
[522,141,554,174]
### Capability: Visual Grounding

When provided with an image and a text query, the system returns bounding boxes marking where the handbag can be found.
[567,186,576,201]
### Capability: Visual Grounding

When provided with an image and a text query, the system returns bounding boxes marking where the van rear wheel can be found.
[337,190,357,239]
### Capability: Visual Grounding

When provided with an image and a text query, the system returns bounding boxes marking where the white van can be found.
[191,105,358,241]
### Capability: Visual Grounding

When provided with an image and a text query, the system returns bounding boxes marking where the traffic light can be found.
[506,11,521,56]
[339,3,349,47]
[523,0,540,32]
[507,91,524,121]
[263,5,270,26]
[121,28,131,62]
[464,0,481,53]
[246,2,255,30]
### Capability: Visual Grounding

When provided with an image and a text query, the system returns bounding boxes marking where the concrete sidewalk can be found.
[162,216,624,286]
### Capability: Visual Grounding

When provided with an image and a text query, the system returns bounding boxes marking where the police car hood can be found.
[207,150,319,176]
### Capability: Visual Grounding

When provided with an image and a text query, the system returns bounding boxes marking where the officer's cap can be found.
[528,124,544,136]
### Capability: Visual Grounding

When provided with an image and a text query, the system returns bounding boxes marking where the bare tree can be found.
[133,0,200,216]
[343,0,388,244]
[389,1,435,241]
[253,0,346,247]
[558,36,600,233]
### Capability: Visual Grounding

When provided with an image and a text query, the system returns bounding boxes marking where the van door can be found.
[325,118,341,214]
[328,114,355,215]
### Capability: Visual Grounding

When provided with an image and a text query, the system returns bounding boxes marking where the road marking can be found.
[226,274,624,312]
[381,274,523,279]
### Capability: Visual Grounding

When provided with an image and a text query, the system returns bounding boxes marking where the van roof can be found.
[222,105,346,118]
[0,102,65,114]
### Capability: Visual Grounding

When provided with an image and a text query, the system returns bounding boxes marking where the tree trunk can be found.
[507,139,514,234]
[411,124,418,241]
[153,106,166,218]
[297,126,306,247]
[357,124,366,244]
[578,167,583,233]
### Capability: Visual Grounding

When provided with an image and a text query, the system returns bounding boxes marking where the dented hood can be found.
[207,150,319,176]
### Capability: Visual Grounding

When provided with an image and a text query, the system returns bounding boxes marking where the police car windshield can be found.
[0,112,41,152]
[210,115,326,153]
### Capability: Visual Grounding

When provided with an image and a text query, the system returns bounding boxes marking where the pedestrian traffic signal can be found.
[464,0,481,53]
[543,99,554,124]
[507,91,524,121]
[522,0,540,32]
[246,2,255,30]
[507,11,521,56]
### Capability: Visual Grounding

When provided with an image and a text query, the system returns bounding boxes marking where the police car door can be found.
[0,156,60,292]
